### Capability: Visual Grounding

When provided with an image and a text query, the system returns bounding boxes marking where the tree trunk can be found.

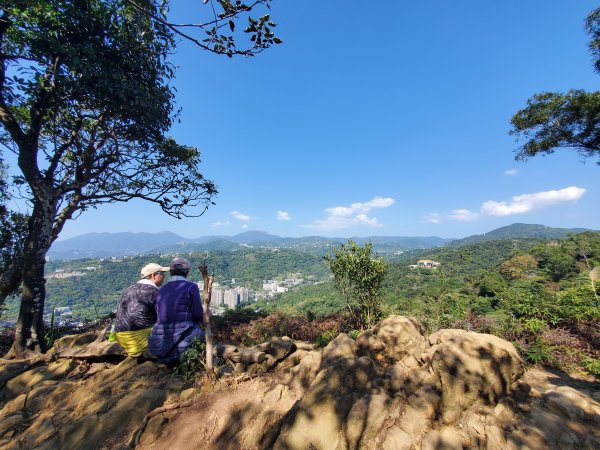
[0,259,23,308]
[7,199,55,358]
[199,263,214,372]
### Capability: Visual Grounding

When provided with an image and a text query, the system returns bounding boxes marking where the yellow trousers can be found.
[115,327,153,357]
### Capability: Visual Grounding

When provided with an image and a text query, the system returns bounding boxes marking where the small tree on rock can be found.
[324,240,388,330]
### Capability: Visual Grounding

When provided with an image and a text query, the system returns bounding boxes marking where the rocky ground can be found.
[0,316,599,449]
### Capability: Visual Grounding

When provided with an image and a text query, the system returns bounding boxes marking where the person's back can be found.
[115,283,159,332]
[148,257,204,364]
[114,262,169,357]
[155,278,203,323]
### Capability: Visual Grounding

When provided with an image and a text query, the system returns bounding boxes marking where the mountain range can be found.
[47,223,596,261]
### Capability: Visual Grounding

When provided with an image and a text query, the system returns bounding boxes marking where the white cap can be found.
[140,263,170,278]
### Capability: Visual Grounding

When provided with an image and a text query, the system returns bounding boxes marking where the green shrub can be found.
[348,329,360,340]
[44,308,59,349]
[523,318,549,334]
[581,356,600,378]
[523,338,556,365]
[174,338,206,383]
[314,330,339,348]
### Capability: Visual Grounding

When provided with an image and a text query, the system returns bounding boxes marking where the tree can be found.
[324,240,388,329]
[510,7,600,165]
[499,254,538,281]
[532,245,579,283]
[0,0,279,356]
[0,156,27,304]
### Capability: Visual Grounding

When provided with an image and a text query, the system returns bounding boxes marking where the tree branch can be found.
[29,55,62,144]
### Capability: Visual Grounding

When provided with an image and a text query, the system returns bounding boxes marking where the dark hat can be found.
[170,257,190,271]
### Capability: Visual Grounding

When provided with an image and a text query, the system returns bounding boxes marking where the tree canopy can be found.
[510,7,600,165]
[0,0,280,355]
[0,156,27,290]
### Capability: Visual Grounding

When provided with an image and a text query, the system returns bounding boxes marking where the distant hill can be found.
[448,223,592,246]
[228,230,281,243]
[48,224,596,260]
[48,231,280,260]
[49,230,451,260]
[48,231,187,260]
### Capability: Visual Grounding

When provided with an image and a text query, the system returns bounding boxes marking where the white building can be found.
[211,288,224,306]
[262,280,279,292]
[223,287,250,309]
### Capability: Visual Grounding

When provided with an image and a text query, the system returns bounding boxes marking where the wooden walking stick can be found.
[199,256,215,372]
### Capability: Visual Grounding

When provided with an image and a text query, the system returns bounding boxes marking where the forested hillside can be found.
[3,231,599,374]
[448,223,591,246]
[2,248,330,320]
[249,231,600,374]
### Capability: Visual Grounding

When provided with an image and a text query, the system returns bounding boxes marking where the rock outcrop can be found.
[0,315,599,450]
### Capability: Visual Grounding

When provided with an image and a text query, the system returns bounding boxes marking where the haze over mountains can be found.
[47,223,596,261]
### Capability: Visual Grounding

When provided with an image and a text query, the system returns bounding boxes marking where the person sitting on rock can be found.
[114,262,169,357]
[148,257,204,364]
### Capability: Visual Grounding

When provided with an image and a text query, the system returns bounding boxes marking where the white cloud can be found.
[277,211,291,221]
[504,169,518,176]
[448,209,479,221]
[422,213,441,224]
[230,210,251,221]
[355,214,382,227]
[241,224,248,229]
[211,221,230,228]
[364,197,395,209]
[481,186,586,217]
[304,196,394,230]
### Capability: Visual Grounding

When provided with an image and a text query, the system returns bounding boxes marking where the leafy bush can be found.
[523,318,549,334]
[348,330,360,340]
[581,356,600,378]
[215,311,350,347]
[174,338,206,383]
[314,330,338,347]
[44,308,59,348]
[324,240,388,329]
[523,338,557,366]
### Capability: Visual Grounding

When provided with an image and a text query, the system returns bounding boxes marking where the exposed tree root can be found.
[128,399,193,447]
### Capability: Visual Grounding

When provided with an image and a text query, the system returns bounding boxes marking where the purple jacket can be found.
[155,277,203,324]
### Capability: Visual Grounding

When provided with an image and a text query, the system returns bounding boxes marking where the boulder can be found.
[344,392,396,449]
[283,350,321,395]
[52,331,97,350]
[355,330,386,359]
[55,340,126,359]
[543,386,600,423]
[2,358,77,400]
[320,333,357,368]
[0,411,26,436]
[428,328,468,346]
[275,356,379,450]
[421,427,466,450]
[0,358,44,389]
[428,332,524,423]
[372,316,427,362]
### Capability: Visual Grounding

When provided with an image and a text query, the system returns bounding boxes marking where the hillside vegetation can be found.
[251,232,600,375]
[3,231,599,375]
[2,248,330,321]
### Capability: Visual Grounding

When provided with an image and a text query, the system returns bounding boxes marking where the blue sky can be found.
[51,2,600,239]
